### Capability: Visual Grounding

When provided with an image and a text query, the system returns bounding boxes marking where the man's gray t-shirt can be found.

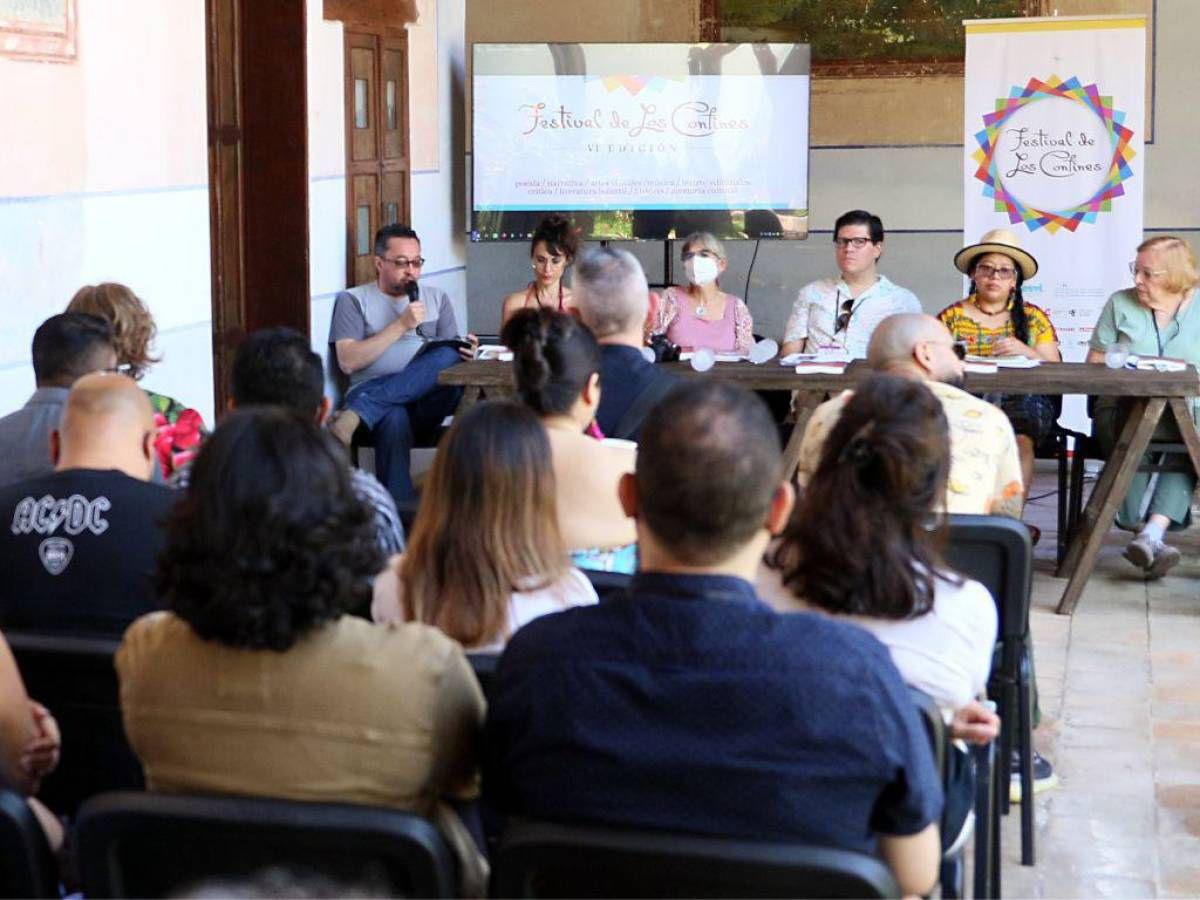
[0,387,69,488]
[329,281,460,386]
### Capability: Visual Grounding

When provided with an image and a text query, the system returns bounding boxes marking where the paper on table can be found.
[992,356,1042,368]
[794,362,847,375]
[1132,356,1188,372]
[779,352,817,366]
[678,351,748,363]
[964,360,997,374]
[476,345,513,361]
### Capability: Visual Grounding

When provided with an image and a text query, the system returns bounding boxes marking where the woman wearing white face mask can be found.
[646,232,754,354]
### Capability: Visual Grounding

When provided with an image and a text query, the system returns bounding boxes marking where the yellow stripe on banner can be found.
[964,17,1145,35]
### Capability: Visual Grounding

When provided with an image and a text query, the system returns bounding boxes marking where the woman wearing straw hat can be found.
[937,229,1062,521]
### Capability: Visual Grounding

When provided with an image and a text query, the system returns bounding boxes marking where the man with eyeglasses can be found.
[328,223,474,503]
[780,210,921,359]
[0,313,118,488]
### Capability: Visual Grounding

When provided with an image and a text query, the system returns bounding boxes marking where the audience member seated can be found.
[181,326,403,558]
[0,313,116,488]
[501,308,637,574]
[760,375,999,848]
[797,313,1024,518]
[781,209,920,359]
[484,381,942,898]
[938,229,1062,517]
[0,631,63,851]
[500,214,580,327]
[0,373,175,636]
[645,232,754,355]
[1086,235,1200,577]
[328,224,475,504]
[373,401,597,650]
[117,408,487,895]
[67,282,207,478]
[572,247,677,440]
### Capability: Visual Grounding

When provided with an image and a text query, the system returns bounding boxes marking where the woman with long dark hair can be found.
[118,409,487,894]
[502,308,638,573]
[937,229,1061,518]
[761,374,997,716]
[372,400,597,649]
[760,374,1001,847]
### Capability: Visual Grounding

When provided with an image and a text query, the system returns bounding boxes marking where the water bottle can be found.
[1104,341,1131,369]
[690,347,716,372]
[748,338,779,365]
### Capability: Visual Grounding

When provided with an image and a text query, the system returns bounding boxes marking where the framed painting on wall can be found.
[0,0,77,62]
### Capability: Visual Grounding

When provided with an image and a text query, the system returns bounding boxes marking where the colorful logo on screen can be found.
[971,75,1136,234]
[587,74,678,96]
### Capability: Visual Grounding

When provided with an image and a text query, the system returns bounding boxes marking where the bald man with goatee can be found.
[0,373,177,636]
[795,313,1025,518]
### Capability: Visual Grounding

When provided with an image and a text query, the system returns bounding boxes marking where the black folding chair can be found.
[5,631,143,817]
[75,791,458,898]
[493,819,901,898]
[945,514,1035,870]
[0,787,57,898]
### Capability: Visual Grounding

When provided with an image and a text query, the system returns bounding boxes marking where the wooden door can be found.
[345,31,410,287]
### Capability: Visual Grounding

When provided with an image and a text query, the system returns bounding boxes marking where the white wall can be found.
[0,0,214,423]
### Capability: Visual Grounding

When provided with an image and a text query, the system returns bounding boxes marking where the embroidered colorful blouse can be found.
[937,296,1058,356]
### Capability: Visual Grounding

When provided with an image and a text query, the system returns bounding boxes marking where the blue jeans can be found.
[344,345,463,503]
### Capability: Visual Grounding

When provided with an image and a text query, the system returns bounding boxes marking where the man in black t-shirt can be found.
[0,373,176,636]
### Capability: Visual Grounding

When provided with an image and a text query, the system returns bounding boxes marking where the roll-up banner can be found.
[963,14,1146,426]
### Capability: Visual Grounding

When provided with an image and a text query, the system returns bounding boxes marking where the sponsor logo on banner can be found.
[970,75,1136,234]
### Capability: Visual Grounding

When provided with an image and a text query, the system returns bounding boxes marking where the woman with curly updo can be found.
[502,307,638,573]
[116,408,488,894]
[500,214,580,326]
[68,282,207,476]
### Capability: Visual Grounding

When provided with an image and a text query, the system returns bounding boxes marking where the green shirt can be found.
[1089,287,1200,421]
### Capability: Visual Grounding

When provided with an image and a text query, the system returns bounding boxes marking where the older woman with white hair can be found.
[1086,235,1200,577]
[646,231,754,354]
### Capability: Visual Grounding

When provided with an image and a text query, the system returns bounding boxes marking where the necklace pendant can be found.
[696,304,707,318]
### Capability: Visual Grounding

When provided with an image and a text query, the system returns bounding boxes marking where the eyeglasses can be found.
[380,256,425,269]
[681,249,720,260]
[834,295,855,333]
[99,364,135,376]
[833,237,873,250]
[974,263,1016,280]
[1129,262,1167,279]
[531,256,565,270]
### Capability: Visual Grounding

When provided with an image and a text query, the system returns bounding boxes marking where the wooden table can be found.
[440,359,1200,615]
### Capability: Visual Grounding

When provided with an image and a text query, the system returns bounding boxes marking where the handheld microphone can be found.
[405,280,420,304]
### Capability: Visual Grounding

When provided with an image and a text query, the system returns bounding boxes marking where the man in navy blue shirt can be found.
[485,381,942,896]
[572,247,677,440]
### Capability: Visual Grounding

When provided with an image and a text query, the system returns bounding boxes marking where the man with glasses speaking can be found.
[329,224,475,504]
[780,210,921,359]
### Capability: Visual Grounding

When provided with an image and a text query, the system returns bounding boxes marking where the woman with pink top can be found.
[647,232,754,355]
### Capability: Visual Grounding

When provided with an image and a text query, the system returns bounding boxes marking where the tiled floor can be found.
[994,471,1200,898]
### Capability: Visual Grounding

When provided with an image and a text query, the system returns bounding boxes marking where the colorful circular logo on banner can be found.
[971,75,1136,234]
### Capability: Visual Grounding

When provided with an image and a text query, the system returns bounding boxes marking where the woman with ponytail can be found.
[761,375,997,716]
[937,229,1061,516]
[500,214,580,327]
[760,374,1000,848]
[501,308,638,574]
